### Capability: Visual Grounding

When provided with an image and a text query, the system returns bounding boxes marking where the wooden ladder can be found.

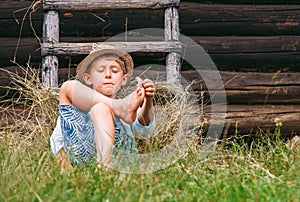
[41,0,181,87]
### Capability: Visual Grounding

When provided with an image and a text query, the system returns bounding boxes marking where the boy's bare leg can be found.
[56,149,73,172]
[59,80,144,124]
[90,103,115,165]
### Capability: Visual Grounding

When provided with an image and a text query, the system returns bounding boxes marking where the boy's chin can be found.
[100,90,115,98]
[96,86,119,97]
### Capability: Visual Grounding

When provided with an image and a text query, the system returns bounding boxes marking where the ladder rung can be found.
[41,41,182,56]
[43,0,180,10]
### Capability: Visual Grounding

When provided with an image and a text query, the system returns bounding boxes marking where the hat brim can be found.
[76,48,134,84]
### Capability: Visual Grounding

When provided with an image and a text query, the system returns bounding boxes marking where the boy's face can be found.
[83,57,128,97]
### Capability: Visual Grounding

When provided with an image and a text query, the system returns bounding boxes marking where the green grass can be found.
[1,128,299,202]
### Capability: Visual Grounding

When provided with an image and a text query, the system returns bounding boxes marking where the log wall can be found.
[0,0,299,136]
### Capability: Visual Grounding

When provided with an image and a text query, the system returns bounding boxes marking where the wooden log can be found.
[2,2,300,37]
[180,3,300,36]
[56,4,300,37]
[182,35,300,71]
[165,7,181,83]
[183,70,300,104]
[0,1,43,38]
[0,100,298,136]
[43,0,179,10]
[4,0,300,6]
[185,0,300,4]
[2,36,300,71]
[192,36,300,54]
[41,41,182,56]
[217,104,300,136]
[1,67,300,104]
[3,35,300,55]
[42,10,59,87]
[1,67,300,135]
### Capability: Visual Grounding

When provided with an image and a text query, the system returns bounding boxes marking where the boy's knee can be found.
[59,81,74,97]
[59,80,77,104]
[60,80,75,92]
[90,103,112,114]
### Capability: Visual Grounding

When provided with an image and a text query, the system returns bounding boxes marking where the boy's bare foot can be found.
[56,149,73,173]
[114,86,145,124]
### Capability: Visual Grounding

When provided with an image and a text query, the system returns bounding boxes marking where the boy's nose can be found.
[104,67,111,77]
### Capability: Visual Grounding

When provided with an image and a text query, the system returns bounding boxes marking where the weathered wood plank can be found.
[42,10,59,87]
[2,36,300,71]
[180,3,300,36]
[0,101,298,136]
[41,41,182,56]
[165,7,181,83]
[184,70,300,104]
[2,67,300,104]
[42,0,179,10]
[187,0,300,4]
[206,104,300,136]
[4,0,300,6]
[4,35,300,55]
[192,36,300,54]
[2,2,300,37]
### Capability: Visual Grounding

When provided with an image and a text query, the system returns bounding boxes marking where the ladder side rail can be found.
[42,10,59,87]
[165,7,181,84]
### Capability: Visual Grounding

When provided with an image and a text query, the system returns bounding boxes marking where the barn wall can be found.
[0,0,299,135]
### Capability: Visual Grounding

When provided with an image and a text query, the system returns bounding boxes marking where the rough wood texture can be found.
[2,67,299,105]
[1,66,300,135]
[42,10,59,87]
[2,36,300,71]
[183,70,300,104]
[1,0,300,135]
[180,3,300,36]
[210,104,300,136]
[165,7,181,83]
[43,0,179,10]
[166,52,181,82]
[3,2,300,37]
[41,41,182,56]
[189,0,300,3]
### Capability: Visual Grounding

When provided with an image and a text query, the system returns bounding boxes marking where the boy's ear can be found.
[121,74,129,86]
[82,73,93,86]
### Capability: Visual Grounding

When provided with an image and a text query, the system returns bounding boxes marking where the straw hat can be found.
[76,44,134,83]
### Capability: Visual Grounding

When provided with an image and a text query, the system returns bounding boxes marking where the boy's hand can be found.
[142,79,156,99]
[135,77,155,126]
[136,77,155,99]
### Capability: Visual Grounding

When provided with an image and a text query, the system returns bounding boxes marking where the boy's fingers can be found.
[145,85,155,91]
[138,86,145,96]
[135,77,143,87]
[142,79,154,85]
[143,83,155,89]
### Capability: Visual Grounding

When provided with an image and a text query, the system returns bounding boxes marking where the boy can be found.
[50,44,156,166]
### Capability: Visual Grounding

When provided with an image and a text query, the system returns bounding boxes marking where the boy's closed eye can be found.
[96,66,106,72]
[111,67,121,73]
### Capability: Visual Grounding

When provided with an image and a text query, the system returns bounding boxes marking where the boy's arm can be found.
[132,108,155,139]
[137,78,155,126]
[137,97,153,126]
[131,78,155,138]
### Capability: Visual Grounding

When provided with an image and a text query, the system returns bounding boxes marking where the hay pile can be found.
[0,65,204,153]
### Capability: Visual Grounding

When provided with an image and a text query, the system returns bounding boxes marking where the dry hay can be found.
[0,65,204,153]
[0,65,58,146]
[134,81,203,153]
